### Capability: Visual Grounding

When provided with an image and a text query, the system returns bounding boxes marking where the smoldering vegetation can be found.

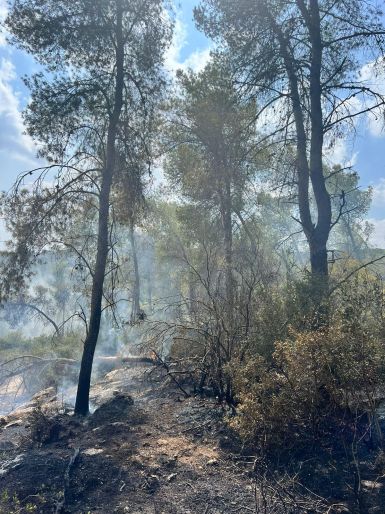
[0,234,182,414]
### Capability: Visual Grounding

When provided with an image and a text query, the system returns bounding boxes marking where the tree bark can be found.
[309,238,328,276]
[74,0,124,416]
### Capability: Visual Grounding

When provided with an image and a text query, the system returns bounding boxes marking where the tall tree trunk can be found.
[272,2,331,308]
[74,0,124,416]
[129,219,141,324]
[308,0,331,287]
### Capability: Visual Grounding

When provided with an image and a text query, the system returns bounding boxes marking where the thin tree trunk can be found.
[129,219,141,324]
[188,271,197,317]
[74,0,124,416]
[223,190,236,404]
[147,274,153,313]
[220,180,234,341]
[147,242,154,313]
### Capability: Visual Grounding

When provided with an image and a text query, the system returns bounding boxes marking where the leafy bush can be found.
[0,331,82,361]
[229,321,385,451]
[0,332,82,399]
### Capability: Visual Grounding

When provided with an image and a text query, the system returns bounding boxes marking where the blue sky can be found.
[0,0,384,246]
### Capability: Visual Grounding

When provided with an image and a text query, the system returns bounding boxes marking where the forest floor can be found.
[0,364,258,513]
[0,364,384,513]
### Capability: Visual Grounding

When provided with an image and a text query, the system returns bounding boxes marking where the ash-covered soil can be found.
[1,364,385,513]
[0,365,257,513]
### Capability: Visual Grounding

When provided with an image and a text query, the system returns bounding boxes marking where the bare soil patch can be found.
[0,365,256,513]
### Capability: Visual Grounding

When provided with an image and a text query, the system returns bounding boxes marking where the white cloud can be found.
[165,17,187,73]
[358,60,385,138]
[0,58,37,157]
[367,181,385,248]
[0,218,9,250]
[318,59,385,169]
[0,0,8,47]
[324,137,358,168]
[182,47,212,74]
[165,16,211,75]
[0,0,6,17]
[256,103,359,169]
[368,218,385,248]
[371,178,385,208]
[367,112,385,138]
[255,95,290,140]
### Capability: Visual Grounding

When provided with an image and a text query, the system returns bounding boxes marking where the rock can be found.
[83,448,104,456]
[158,454,177,468]
[111,421,130,429]
[89,393,134,427]
[0,454,24,477]
[207,459,218,466]
[144,474,160,493]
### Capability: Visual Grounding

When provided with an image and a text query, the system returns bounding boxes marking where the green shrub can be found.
[0,331,83,362]
[229,321,385,451]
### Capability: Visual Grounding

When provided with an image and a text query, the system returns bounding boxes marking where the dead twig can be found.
[151,350,191,398]
[55,447,80,514]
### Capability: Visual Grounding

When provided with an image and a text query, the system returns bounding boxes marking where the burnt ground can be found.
[0,365,385,513]
[0,365,257,514]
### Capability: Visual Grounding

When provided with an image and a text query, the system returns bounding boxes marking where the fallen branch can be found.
[0,354,154,387]
[151,350,191,398]
[0,356,77,387]
[55,447,80,514]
